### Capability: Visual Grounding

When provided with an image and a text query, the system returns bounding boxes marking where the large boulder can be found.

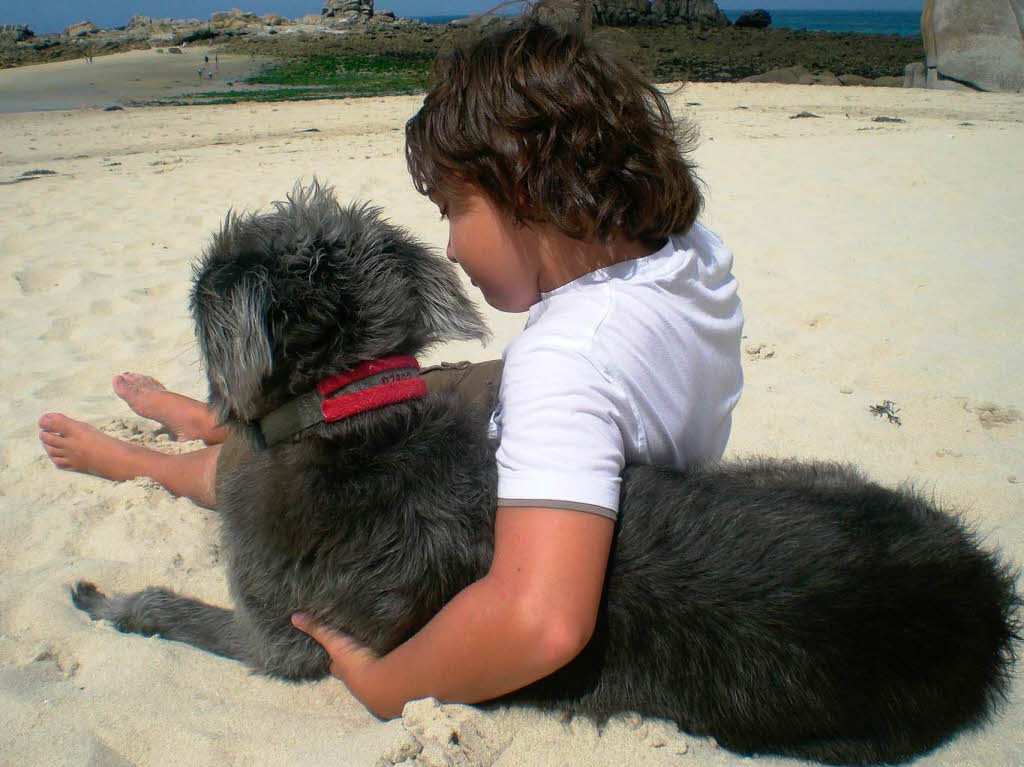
[322,1,374,24]
[741,65,840,86]
[921,0,1024,92]
[63,21,99,38]
[592,1,729,27]
[734,9,772,29]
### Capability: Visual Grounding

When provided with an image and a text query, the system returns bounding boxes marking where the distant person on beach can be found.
[39,3,742,719]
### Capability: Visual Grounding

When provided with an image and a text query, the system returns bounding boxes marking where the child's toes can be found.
[40,428,67,449]
[38,412,74,435]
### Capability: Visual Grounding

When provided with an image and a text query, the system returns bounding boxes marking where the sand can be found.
[0,46,272,114]
[1,53,1022,766]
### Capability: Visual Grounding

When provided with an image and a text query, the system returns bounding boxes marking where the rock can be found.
[922,0,1024,92]
[734,9,772,29]
[874,75,905,87]
[125,15,151,29]
[838,73,873,86]
[741,65,839,85]
[322,1,374,23]
[63,21,99,38]
[167,47,183,54]
[904,61,927,87]
[790,111,822,118]
[741,65,809,84]
[814,70,842,86]
[592,1,729,27]
[0,24,34,42]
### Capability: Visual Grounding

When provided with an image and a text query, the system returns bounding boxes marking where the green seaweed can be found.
[156,53,432,106]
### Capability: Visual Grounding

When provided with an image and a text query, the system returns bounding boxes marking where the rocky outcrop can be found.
[919,0,1024,92]
[741,64,898,87]
[591,1,729,27]
[323,1,375,26]
[741,65,838,85]
[0,24,34,42]
[63,22,99,38]
[734,9,772,29]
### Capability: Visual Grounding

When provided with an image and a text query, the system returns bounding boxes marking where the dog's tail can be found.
[72,581,247,663]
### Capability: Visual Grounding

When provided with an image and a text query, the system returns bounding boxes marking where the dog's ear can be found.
[320,200,490,364]
[191,225,275,423]
[386,225,492,349]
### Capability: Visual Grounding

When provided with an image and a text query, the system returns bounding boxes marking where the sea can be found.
[414,10,922,38]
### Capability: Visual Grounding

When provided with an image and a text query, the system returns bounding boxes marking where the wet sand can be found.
[0,46,271,113]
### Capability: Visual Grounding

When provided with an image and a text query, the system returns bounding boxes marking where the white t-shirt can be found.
[490,223,744,519]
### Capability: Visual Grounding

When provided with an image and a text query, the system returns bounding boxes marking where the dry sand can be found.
[1,53,1022,766]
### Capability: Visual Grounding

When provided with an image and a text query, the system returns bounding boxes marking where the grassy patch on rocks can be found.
[161,52,432,105]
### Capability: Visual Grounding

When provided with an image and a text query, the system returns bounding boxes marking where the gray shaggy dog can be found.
[73,182,1020,766]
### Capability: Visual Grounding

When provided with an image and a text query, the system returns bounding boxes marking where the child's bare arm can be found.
[293,506,614,718]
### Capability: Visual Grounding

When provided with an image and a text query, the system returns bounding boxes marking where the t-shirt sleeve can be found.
[494,342,627,519]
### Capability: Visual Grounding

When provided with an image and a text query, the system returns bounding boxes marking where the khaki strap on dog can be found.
[258,356,426,447]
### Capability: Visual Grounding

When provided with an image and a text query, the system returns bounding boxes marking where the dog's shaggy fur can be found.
[73,182,1020,766]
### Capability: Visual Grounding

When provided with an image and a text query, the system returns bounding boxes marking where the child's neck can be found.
[535,228,666,294]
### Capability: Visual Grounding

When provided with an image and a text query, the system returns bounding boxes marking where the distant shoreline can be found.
[7,9,923,40]
[1,13,924,111]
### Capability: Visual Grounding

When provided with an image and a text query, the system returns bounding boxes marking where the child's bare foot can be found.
[113,373,225,443]
[38,413,158,482]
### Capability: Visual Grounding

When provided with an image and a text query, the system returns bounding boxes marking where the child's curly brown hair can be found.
[405,4,703,246]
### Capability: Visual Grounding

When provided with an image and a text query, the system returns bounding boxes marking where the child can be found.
[40,7,742,719]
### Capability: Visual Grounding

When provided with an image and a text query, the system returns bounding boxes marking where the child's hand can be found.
[291,612,385,713]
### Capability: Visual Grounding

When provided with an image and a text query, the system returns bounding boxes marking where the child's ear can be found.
[192,274,273,423]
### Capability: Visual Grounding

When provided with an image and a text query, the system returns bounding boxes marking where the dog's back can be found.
[519,459,1019,764]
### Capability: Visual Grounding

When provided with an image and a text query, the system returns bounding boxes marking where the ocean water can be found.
[723,9,921,37]
[415,10,922,38]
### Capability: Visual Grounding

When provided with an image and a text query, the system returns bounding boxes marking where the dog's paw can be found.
[70,581,108,620]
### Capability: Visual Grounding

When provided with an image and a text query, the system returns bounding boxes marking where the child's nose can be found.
[446,239,457,263]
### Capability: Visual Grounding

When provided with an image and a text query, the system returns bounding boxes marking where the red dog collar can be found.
[257,355,428,446]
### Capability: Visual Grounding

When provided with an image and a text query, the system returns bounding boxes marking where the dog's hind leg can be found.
[72,581,247,663]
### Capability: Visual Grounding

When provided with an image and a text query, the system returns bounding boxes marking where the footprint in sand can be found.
[744,342,776,360]
[12,268,64,295]
[33,647,80,679]
[129,281,181,303]
[961,400,1022,429]
[33,373,83,399]
[89,298,113,315]
[39,316,73,342]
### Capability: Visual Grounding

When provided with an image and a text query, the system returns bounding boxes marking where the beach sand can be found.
[0,46,272,114]
[1,53,1022,766]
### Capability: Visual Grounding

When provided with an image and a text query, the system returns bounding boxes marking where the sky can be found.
[0,2,925,36]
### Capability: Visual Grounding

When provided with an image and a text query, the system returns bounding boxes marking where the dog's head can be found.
[190,181,490,423]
